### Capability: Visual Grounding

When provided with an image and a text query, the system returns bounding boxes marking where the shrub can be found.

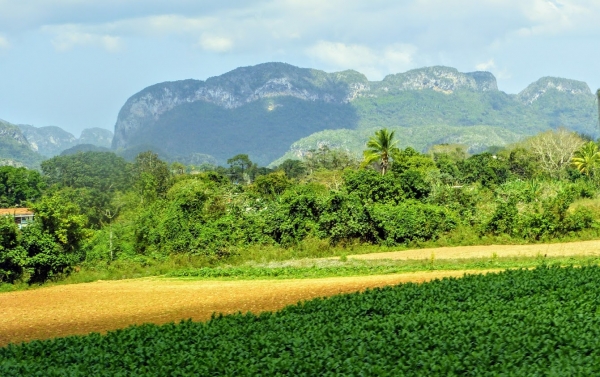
[318,193,377,244]
[343,169,404,204]
[370,201,458,245]
[0,217,26,283]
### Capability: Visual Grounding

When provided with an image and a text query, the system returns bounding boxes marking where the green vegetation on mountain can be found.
[0,120,45,169]
[140,97,357,164]
[60,144,111,155]
[112,63,598,166]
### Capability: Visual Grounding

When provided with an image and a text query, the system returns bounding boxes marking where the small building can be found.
[0,208,34,229]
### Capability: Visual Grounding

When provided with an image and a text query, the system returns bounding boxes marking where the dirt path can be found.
[0,269,498,346]
[345,239,600,261]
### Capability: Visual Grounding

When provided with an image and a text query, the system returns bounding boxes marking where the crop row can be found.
[2,266,600,376]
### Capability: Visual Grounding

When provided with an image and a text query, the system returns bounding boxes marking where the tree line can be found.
[1,127,600,284]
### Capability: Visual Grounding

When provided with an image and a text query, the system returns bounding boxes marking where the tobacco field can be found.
[2,266,600,375]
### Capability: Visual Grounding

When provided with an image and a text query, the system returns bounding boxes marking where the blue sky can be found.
[0,0,599,136]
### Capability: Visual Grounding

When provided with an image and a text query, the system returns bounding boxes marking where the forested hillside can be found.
[113,63,598,165]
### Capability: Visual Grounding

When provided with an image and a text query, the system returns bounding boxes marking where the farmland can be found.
[2,240,600,346]
[3,266,600,375]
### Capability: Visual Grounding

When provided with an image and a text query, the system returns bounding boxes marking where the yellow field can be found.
[2,239,599,347]
[344,239,600,261]
[0,269,497,346]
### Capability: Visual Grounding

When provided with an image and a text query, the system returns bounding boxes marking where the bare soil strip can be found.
[345,240,600,261]
[0,269,498,346]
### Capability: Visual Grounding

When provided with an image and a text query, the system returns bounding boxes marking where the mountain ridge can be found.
[3,62,595,168]
[111,63,597,166]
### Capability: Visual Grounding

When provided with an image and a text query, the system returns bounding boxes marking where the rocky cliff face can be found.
[375,66,498,94]
[112,63,369,150]
[0,119,31,146]
[0,120,45,168]
[111,62,597,166]
[18,125,77,157]
[79,128,113,148]
[111,63,497,153]
[17,125,114,157]
[517,77,592,105]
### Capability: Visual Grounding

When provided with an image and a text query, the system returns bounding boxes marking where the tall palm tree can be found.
[361,128,400,175]
[571,141,600,177]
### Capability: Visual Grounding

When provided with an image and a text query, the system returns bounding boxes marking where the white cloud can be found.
[45,25,122,52]
[476,59,496,71]
[474,58,512,80]
[198,34,234,53]
[306,41,417,79]
[0,35,9,49]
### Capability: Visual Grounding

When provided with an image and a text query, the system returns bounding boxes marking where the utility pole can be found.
[105,209,116,261]
[596,89,600,137]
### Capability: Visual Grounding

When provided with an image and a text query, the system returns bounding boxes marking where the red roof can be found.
[0,208,34,216]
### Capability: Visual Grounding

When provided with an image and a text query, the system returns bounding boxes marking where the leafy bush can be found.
[0,217,26,283]
[318,193,376,244]
[397,169,431,200]
[342,169,404,204]
[20,224,75,283]
[264,186,322,245]
[370,201,457,245]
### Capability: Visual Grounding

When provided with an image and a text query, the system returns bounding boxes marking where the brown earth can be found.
[345,239,600,261]
[0,269,498,346]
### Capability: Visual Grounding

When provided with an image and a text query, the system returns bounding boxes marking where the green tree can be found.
[133,151,171,202]
[597,88,600,134]
[571,141,600,177]
[170,162,186,175]
[459,153,510,188]
[41,151,131,192]
[41,152,132,227]
[252,171,292,200]
[227,154,253,184]
[0,216,26,283]
[303,146,358,173]
[361,129,400,175]
[0,166,45,207]
[21,191,89,283]
[277,159,306,179]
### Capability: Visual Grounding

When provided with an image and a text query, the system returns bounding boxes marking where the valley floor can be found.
[2,239,600,347]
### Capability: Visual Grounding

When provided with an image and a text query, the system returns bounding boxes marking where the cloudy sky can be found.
[0,0,599,135]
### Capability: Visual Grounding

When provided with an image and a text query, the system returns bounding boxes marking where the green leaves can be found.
[4,267,600,375]
[361,128,400,175]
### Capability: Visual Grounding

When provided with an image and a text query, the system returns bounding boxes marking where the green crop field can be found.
[2,265,600,375]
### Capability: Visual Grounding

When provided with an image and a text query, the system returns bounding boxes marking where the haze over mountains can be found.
[0,119,113,168]
[1,62,598,168]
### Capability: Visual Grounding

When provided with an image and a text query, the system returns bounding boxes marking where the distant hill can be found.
[0,120,45,168]
[18,125,114,157]
[111,63,597,165]
[60,144,111,156]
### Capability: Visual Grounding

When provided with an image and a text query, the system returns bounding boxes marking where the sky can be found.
[0,0,599,136]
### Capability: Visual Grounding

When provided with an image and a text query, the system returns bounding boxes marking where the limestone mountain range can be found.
[112,63,598,166]
[0,119,113,168]
[1,62,597,169]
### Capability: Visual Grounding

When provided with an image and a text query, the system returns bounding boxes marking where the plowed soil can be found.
[346,239,600,261]
[0,269,497,346]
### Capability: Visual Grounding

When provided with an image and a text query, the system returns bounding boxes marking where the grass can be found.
[3,227,600,292]
[165,254,600,280]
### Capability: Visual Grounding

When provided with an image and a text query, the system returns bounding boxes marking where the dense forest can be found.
[1,127,600,285]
